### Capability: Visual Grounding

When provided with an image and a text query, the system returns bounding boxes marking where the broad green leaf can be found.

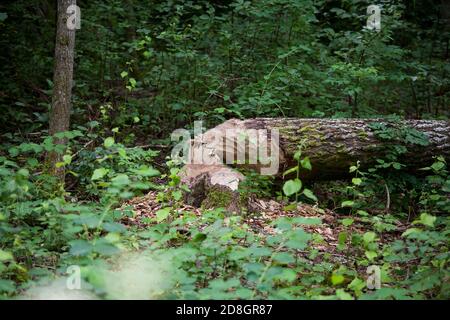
[156,207,171,222]
[271,268,297,283]
[341,218,354,227]
[134,165,160,177]
[292,217,322,225]
[283,179,302,196]
[338,232,347,246]
[300,157,312,170]
[91,168,108,180]
[365,251,378,260]
[0,250,13,262]
[104,137,115,148]
[402,228,422,238]
[363,232,376,244]
[63,154,72,164]
[348,277,366,294]
[69,240,93,256]
[413,212,436,228]
[331,273,345,285]
[302,188,317,201]
[431,161,445,172]
[172,190,182,201]
[341,200,355,207]
[273,252,295,264]
[0,12,8,22]
[111,174,130,186]
[0,280,15,293]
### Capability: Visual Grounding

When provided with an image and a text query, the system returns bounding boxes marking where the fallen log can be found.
[180,118,450,211]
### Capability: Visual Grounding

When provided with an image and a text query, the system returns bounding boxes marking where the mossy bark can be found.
[181,118,450,211]
[241,118,450,179]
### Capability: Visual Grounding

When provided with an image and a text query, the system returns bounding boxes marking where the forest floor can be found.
[122,191,410,271]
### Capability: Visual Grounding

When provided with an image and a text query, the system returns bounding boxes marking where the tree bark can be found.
[47,0,76,180]
[180,118,450,210]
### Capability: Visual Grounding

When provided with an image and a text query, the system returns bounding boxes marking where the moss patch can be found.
[201,185,243,214]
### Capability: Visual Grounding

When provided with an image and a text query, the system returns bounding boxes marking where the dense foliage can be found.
[0,0,449,299]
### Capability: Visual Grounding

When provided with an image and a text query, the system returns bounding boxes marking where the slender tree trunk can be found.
[47,0,76,181]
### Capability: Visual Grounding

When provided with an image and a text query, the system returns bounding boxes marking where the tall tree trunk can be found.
[47,0,76,181]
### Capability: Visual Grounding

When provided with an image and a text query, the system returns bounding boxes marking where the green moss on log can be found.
[201,185,243,213]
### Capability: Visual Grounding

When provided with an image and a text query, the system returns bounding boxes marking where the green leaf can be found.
[431,161,445,172]
[341,200,355,207]
[63,154,72,164]
[300,157,312,170]
[102,222,127,233]
[338,232,347,248]
[0,12,8,22]
[341,218,354,227]
[247,246,272,257]
[392,162,402,170]
[172,190,182,201]
[356,210,369,216]
[129,78,137,87]
[273,252,295,264]
[365,251,378,261]
[292,217,322,225]
[348,277,366,294]
[285,228,311,250]
[91,168,108,180]
[0,250,13,262]
[120,71,128,78]
[283,179,302,196]
[302,188,317,201]
[271,268,297,283]
[336,289,354,300]
[134,165,160,177]
[331,273,345,286]
[104,137,115,148]
[156,207,171,222]
[352,178,362,186]
[111,174,130,186]
[413,212,436,228]
[69,240,93,256]
[363,232,376,244]
[0,280,15,293]
[93,239,120,256]
[402,228,422,238]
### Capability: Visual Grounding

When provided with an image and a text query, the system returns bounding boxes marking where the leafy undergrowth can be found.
[0,139,448,300]
[116,190,449,300]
